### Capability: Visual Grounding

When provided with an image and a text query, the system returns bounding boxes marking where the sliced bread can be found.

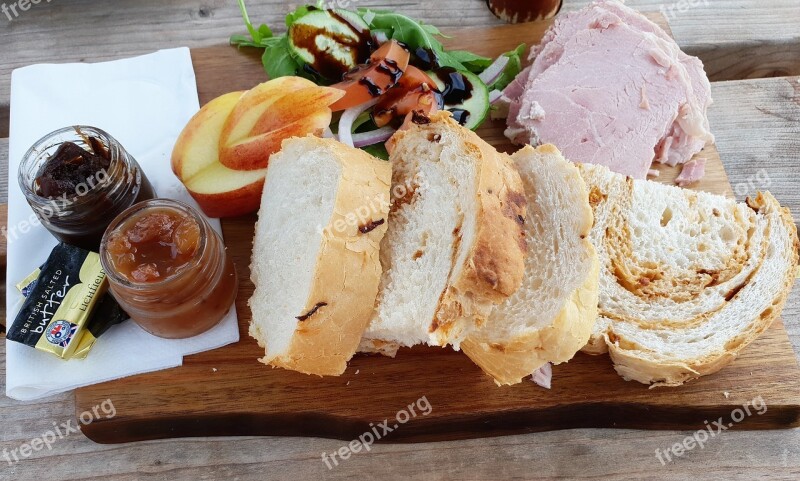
[361,112,528,351]
[578,162,800,386]
[462,144,599,385]
[249,136,391,376]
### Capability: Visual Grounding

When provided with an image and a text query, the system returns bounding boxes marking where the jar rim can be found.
[100,199,212,290]
[18,125,129,208]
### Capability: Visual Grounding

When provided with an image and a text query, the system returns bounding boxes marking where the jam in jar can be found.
[19,126,156,251]
[100,199,238,339]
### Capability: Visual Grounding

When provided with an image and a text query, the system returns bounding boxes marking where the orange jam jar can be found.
[100,199,237,339]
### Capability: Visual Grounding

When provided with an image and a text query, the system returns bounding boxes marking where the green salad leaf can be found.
[359,10,442,51]
[230,34,265,49]
[233,2,527,89]
[230,1,527,138]
[233,0,273,45]
[447,50,493,73]
[358,9,468,71]
[285,4,313,26]
[231,1,309,78]
[261,36,302,78]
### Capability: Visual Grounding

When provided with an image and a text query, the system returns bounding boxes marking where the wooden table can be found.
[1,1,799,480]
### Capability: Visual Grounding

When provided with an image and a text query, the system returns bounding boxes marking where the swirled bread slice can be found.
[249,137,391,376]
[578,163,799,386]
[361,112,527,351]
[462,145,599,386]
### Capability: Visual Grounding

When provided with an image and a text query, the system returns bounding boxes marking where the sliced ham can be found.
[531,363,553,389]
[675,158,706,186]
[504,0,713,183]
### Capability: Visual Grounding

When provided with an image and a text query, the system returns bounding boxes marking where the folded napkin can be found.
[5,48,240,401]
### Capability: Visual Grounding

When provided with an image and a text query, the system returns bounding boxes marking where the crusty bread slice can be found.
[578,162,800,386]
[361,112,527,351]
[461,144,599,386]
[249,136,391,376]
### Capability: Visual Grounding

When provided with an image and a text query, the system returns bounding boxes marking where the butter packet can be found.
[7,243,127,360]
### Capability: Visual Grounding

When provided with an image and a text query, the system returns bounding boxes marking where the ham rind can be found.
[504,0,713,182]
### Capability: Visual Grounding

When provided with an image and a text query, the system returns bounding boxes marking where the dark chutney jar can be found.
[18,126,156,251]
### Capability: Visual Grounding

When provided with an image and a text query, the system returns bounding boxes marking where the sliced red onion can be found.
[489,89,504,104]
[338,98,380,148]
[490,90,511,120]
[531,363,552,389]
[352,126,396,148]
[323,127,334,139]
[479,55,510,87]
[372,31,389,45]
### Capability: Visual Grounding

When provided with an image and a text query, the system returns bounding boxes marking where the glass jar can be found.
[18,126,156,251]
[100,199,238,339]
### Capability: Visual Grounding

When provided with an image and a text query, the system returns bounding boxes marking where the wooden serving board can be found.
[75,16,800,444]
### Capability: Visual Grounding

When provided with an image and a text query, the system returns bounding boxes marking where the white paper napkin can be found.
[5,48,240,401]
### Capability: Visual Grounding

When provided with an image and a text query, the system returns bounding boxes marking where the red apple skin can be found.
[218,109,332,171]
[217,84,342,171]
[171,91,266,218]
[188,178,266,218]
[172,78,342,218]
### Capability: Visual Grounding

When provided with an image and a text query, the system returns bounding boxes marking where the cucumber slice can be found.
[287,9,372,81]
[429,68,490,130]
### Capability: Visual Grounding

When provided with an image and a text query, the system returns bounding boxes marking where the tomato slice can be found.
[329,40,411,111]
[372,66,441,127]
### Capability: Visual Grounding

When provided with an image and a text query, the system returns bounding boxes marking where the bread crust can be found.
[387,112,528,346]
[580,161,800,386]
[463,254,600,386]
[461,144,599,385]
[250,137,391,376]
[609,193,799,386]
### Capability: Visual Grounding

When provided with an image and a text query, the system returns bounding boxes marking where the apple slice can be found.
[182,163,267,218]
[218,77,317,144]
[172,91,267,218]
[248,86,343,135]
[218,80,343,171]
[219,108,333,173]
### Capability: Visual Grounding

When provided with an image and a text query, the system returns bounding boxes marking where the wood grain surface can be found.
[0,0,799,138]
[2,2,800,480]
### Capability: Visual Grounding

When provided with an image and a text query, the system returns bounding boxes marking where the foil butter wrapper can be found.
[7,243,128,360]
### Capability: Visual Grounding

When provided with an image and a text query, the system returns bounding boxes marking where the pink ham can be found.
[675,158,706,186]
[531,363,553,389]
[504,0,713,182]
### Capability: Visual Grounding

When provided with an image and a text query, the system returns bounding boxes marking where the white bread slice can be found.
[461,144,599,385]
[578,162,800,386]
[361,112,527,351]
[249,136,391,376]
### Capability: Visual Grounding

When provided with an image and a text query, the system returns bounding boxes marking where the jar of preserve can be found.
[18,126,156,251]
[100,199,238,339]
